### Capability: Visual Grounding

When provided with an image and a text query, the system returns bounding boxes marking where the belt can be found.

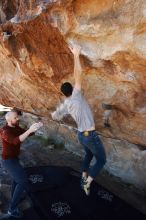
[82,130,96,137]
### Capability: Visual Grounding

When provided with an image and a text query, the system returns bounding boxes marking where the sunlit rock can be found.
[0,0,146,188]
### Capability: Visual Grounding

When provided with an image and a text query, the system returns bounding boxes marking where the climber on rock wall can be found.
[51,44,106,196]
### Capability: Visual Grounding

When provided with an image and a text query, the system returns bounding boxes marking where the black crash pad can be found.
[25,165,71,192]
[25,166,146,220]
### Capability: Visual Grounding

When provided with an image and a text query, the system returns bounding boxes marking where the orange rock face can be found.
[0,0,146,146]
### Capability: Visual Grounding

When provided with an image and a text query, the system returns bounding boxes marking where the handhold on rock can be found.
[3,31,12,41]
[104,122,111,128]
[102,103,113,110]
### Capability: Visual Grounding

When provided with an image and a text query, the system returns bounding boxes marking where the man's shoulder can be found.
[1,124,8,131]
[72,87,83,97]
[0,125,9,137]
[0,127,3,134]
[73,87,81,93]
[0,124,20,132]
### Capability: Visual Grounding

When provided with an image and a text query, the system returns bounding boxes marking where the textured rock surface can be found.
[0,0,146,191]
[0,0,146,145]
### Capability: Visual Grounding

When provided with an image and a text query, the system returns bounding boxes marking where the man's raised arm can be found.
[70,45,82,90]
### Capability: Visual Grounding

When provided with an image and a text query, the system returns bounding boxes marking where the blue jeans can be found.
[78,131,106,179]
[2,158,29,210]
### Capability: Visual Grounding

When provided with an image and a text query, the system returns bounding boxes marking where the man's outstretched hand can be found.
[29,122,43,133]
[69,44,81,56]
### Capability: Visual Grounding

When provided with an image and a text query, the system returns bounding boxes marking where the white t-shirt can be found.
[52,88,95,132]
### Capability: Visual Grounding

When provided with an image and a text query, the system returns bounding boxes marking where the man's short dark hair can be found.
[61,82,73,97]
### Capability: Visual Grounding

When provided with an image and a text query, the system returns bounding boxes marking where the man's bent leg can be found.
[78,133,93,185]
[89,134,106,179]
[81,145,93,175]
[80,132,106,195]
